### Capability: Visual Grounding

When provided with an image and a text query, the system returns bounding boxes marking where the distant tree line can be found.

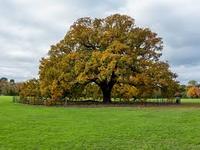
[172,80,200,98]
[0,77,21,96]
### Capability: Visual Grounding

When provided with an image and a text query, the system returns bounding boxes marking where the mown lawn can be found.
[181,98,200,103]
[1,96,200,149]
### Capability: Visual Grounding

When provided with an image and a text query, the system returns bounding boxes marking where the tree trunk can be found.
[98,73,116,104]
[102,88,112,103]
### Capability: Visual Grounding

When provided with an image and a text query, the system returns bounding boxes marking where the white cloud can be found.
[0,0,200,83]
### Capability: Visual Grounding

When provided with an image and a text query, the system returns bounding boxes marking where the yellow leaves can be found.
[84,50,118,82]
[20,79,40,98]
[187,86,200,98]
[107,40,129,54]
[76,73,89,84]
[50,80,63,100]
[99,51,117,78]
[122,85,138,99]
[86,51,101,70]
[113,84,139,100]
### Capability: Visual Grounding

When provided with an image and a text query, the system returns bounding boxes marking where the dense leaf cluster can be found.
[21,14,179,103]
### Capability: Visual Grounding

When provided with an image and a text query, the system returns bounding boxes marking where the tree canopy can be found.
[39,14,178,103]
[188,80,198,86]
[0,77,20,96]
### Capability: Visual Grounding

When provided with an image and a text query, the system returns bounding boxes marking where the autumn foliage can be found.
[187,86,200,98]
[20,14,178,104]
[0,77,21,96]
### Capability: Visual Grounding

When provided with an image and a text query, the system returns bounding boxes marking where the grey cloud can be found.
[121,0,200,83]
[0,0,200,83]
[0,0,125,82]
[172,65,200,84]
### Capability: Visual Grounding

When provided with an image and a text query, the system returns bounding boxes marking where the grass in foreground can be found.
[1,96,200,149]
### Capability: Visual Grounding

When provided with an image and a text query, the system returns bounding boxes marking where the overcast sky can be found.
[0,0,200,84]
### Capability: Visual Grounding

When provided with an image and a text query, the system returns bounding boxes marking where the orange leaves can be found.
[187,86,200,98]
[113,84,139,100]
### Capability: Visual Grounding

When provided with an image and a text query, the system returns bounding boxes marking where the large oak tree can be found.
[39,14,178,103]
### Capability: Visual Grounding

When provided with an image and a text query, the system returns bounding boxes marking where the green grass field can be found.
[1,96,200,149]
